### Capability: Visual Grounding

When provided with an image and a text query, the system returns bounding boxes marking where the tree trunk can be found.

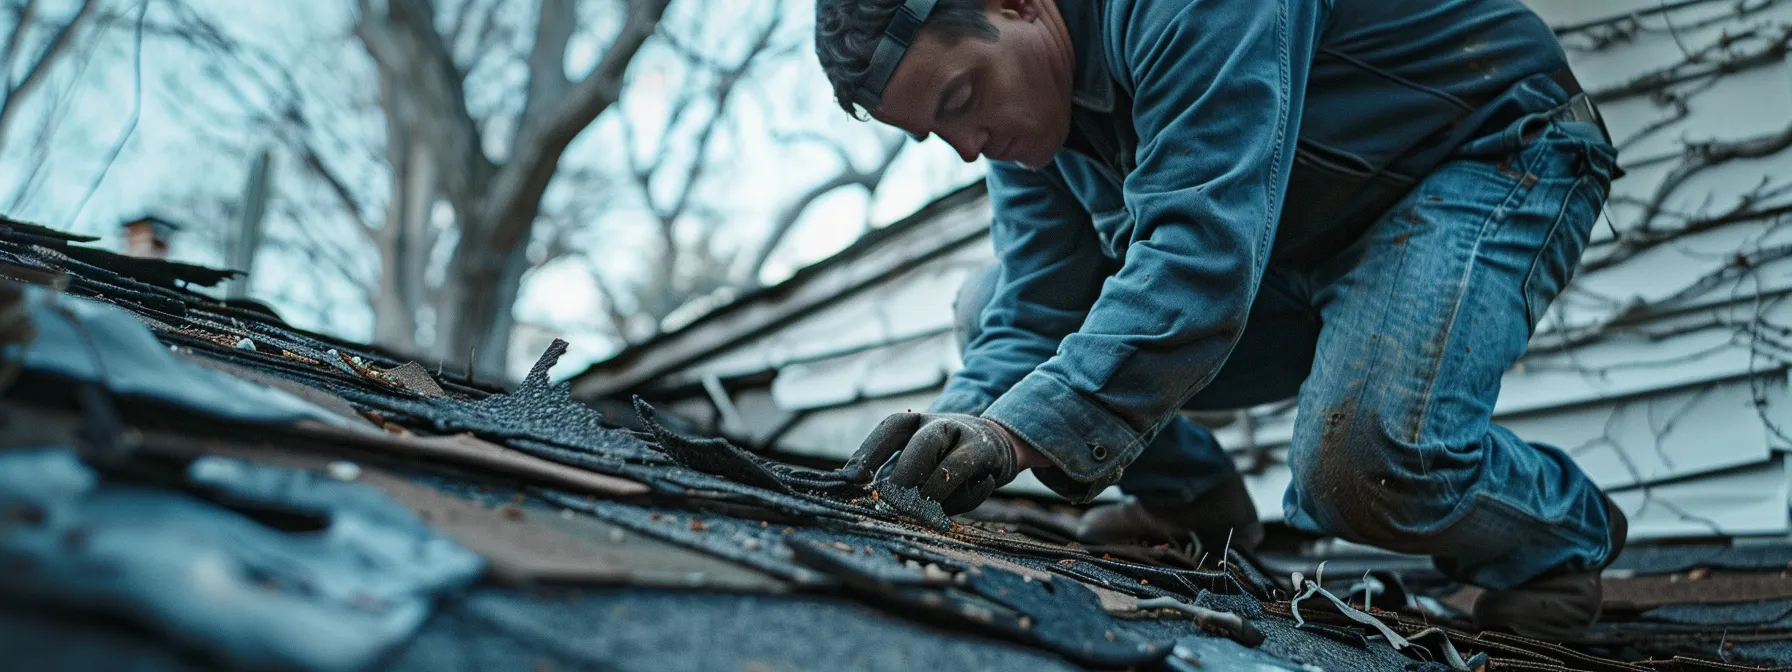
[429,142,539,379]
[358,0,673,382]
[435,194,535,383]
[371,115,438,354]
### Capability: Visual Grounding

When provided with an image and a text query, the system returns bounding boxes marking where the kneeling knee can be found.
[1290,401,1456,545]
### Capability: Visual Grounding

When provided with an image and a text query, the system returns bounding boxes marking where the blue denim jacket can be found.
[930,0,1576,499]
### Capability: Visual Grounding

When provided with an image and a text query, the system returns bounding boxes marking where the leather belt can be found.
[1549,68,1613,146]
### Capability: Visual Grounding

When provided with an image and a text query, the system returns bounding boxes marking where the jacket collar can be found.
[1059,0,1116,113]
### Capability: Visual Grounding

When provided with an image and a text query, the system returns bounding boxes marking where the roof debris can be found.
[0,218,1788,670]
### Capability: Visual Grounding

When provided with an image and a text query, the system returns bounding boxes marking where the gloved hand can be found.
[844,413,1040,515]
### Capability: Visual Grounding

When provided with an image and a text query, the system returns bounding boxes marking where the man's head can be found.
[815,0,1076,167]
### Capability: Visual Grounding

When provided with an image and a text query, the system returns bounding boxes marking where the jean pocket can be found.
[1521,173,1607,333]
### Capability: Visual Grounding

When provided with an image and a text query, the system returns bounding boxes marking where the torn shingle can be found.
[634,397,794,494]
[377,362,450,399]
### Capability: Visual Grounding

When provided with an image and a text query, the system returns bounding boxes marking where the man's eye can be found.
[950,87,973,115]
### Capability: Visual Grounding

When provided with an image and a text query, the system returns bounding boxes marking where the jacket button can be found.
[1089,443,1110,461]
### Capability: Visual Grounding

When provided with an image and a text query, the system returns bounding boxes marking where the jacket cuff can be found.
[981,371,1143,502]
[928,385,995,416]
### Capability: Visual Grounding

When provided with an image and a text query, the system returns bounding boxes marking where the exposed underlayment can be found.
[4,222,1792,671]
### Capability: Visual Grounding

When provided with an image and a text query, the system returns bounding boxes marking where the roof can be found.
[3,220,1790,671]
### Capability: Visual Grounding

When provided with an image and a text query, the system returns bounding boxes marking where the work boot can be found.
[1472,495,1628,640]
[1076,472,1264,556]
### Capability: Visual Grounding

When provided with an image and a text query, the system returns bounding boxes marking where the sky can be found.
[0,0,986,379]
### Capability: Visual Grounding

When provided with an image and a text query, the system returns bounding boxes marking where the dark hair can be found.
[814,0,999,116]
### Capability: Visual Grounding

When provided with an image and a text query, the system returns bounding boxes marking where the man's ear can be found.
[989,0,1041,21]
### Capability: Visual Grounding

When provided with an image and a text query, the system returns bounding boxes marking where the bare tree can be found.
[0,0,99,153]
[0,0,103,214]
[1,0,244,225]
[342,0,671,379]
[590,0,789,340]
[579,0,911,344]
[156,0,925,372]
[744,128,905,284]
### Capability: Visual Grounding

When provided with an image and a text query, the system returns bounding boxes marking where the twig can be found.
[64,0,149,232]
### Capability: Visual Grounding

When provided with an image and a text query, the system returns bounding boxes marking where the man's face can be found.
[872,1,1074,168]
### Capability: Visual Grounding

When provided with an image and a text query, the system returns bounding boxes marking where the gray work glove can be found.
[845,412,1021,515]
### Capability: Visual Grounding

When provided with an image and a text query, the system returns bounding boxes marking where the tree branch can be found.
[296,131,377,241]
[0,0,96,141]
[1614,76,1721,154]
[1,2,106,212]
[610,0,785,316]
[1628,115,1792,237]
[265,201,377,308]
[480,0,673,251]
[1590,25,1792,104]
[509,0,669,155]
[634,70,704,181]
[664,5,783,223]
[354,0,488,195]
[63,0,145,231]
[585,257,636,343]
[463,0,508,68]
[445,0,480,47]
[1588,199,1792,273]
[0,1,39,94]
[5,0,92,100]
[520,0,573,121]
[746,129,907,282]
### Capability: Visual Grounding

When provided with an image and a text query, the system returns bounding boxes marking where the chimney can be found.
[120,216,182,259]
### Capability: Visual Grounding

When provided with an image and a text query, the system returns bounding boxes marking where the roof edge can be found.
[569,178,990,398]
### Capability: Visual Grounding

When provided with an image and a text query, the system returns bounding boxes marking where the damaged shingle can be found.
[4,217,1790,671]
[634,396,794,495]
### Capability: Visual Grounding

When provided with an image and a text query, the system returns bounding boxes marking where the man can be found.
[814,0,1624,639]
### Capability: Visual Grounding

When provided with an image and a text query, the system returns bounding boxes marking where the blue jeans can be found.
[955,116,1621,589]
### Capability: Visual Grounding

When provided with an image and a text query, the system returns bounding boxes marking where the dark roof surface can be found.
[2,216,1789,671]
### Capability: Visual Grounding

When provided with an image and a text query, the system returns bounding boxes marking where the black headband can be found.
[852,0,937,110]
